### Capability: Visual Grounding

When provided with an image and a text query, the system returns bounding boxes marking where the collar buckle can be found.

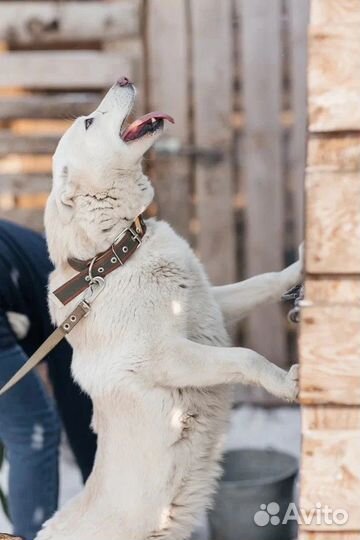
[128,226,142,248]
[113,225,142,249]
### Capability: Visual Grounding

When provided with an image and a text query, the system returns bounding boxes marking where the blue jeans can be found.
[0,313,61,540]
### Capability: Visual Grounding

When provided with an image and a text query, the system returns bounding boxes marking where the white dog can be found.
[37,78,302,540]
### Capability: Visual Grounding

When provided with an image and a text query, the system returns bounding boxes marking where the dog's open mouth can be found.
[121,112,174,142]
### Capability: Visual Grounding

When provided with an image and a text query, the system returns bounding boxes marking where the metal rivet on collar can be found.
[122,246,128,253]
[136,227,141,234]
[63,323,70,331]
[98,267,104,273]
[111,257,117,264]
[70,315,76,322]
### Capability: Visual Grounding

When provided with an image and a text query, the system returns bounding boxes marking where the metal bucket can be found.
[209,448,298,540]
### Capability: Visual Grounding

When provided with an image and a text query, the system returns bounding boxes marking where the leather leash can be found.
[0,216,146,396]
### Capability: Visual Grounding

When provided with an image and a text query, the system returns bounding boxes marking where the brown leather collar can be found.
[52,215,146,305]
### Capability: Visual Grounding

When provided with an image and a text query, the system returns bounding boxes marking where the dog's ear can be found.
[55,166,76,224]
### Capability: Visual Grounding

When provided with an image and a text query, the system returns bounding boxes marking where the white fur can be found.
[37,82,303,540]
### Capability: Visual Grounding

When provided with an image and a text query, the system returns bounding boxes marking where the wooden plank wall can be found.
[299,0,360,537]
[146,0,190,241]
[191,0,236,285]
[0,0,140,230]
[0,0,309,384]
[147,0,309,381]
[241,0,286,371]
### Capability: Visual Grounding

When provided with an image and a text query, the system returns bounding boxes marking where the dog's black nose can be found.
[117,76,132,87]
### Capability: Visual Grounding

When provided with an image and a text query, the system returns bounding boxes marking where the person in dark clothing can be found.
[0,219,97,540]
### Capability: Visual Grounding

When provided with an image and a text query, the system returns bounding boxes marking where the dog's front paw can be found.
[292,242,304,284]
[280,242,304,295]
[282,364,299,402]
[298,242,304,270]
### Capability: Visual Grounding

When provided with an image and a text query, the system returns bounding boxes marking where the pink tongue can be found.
[122,111,174,141]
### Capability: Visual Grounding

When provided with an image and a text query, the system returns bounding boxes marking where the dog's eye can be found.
[85,117,94,130]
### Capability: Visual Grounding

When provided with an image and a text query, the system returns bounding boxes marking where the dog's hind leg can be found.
[34,491,88,540]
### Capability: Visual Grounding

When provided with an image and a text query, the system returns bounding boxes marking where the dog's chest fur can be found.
[46,220,232,540]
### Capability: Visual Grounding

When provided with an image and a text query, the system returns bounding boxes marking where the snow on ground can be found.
[226,405,301,456]
[0,406,301,537]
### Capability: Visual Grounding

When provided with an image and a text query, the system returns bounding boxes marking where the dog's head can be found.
[46,78,174,263]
